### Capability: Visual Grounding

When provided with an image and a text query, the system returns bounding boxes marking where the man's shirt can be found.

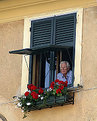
[57,70,72,85]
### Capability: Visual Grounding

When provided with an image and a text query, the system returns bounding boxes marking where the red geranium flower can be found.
[27,84,33,90]
[55,79,60,83]
[51,82,55,86]
[38,88,44,94]
[31,91,38,99]
[49,85,54,89]
[56,88,61,94]
[62,82,65,85]
[49,82,55,89]
[58,80,64,84]
[31,85,37,91]
[59,85,64,90]
[64,80,68,87]
[25,91,29,96]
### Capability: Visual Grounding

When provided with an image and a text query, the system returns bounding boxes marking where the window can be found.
[29,13,76,88]
[9,9,83,94]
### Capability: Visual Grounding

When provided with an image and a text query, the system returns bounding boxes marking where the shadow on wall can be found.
[0,113,7,121]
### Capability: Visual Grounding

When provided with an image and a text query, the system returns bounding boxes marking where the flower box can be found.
[15,79,74,118]
[55,95,66,103]
[46,96,55,105]
[34,100,45,110]
[35,100,43,105]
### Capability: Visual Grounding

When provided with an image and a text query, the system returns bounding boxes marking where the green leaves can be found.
[52,89,56,95]
[57,93,62,96]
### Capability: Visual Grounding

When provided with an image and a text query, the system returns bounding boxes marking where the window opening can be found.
[29,47,73,88]
[9,13,76,89]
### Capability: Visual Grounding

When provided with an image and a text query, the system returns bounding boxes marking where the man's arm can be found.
[67,70,72,85]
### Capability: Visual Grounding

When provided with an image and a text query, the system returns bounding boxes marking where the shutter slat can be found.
[34,25,51,28]
[56,22,74,27]
[34,26,51,31]
[56,39,73,44]
[56,37,73,43]
[56,37,73,41]
[56,25,74,30]
[56,32,73,37]
[34,30,51,34]
[34,41,50,45]
[34,21,51,26]
[56,29,74,33]
[56,35,73,39]
[33,39,51,43]
[34,40,50,43]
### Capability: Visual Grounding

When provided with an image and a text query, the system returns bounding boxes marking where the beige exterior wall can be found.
[82,6,97,89]
[0,0,97,120]
[0,20,24,100]
[0,0,97,24]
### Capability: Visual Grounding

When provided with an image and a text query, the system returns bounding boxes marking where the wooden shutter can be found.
[30,13,76,48]
[55,13,76,47]
[30,17,53,48]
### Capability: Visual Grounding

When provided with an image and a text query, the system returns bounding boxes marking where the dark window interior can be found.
[30,47,73,88]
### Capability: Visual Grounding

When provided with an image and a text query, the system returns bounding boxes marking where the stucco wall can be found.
[0,20,24,99]
[82,6,97,89]
[0,0,97,24]
[0,6,97,121]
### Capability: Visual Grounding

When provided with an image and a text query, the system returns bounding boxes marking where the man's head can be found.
[60,61,70,75]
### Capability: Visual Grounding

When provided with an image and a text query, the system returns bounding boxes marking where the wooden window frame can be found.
[21,8,83,94]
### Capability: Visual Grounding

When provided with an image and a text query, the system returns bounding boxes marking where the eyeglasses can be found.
[60,67,67,70]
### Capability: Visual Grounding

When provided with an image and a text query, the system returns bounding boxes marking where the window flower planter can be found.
[15,79,74,118]
[55,95,66,103]
[28,94,73,112]
[46,96,55,105]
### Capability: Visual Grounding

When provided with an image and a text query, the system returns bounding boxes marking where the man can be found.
[57,61,72,85]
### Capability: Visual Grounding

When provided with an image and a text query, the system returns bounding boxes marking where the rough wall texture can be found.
[0,0,96,24]
[0,20,24,99]
[82,6,97,89]
[0,6,97,121]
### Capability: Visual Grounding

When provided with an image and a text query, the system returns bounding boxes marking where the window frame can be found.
[21,8,83,94]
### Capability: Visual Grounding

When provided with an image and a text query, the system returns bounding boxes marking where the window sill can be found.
[67,85,83,92]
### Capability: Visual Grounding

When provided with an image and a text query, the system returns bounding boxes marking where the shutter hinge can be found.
[30,27,31,32]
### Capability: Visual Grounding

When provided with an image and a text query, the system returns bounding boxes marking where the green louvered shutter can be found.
[55,13,76,47]
[30,17,54,48]
[30,13,76,48]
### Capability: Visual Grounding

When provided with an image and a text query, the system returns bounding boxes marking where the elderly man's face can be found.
[60,63,68,75]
